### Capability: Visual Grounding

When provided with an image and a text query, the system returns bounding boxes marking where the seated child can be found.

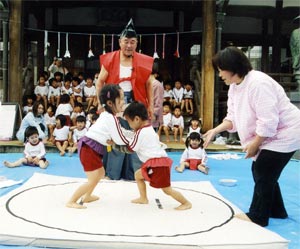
[175,132,208,174]
[3,126,49,169]
[83,76,97,112]
[171,105,184,143]
[157,101,172,142]
[68,115,88,155]
[172,79,184,109]
[45,104,56,141]
[61,75,74,108]
[163,82,174,106]
[22,95,34,116]
[187,116,202,137]
[123,101,192,210]
[183,81,194,114]
[48,78,61,107]
[51,114,71,156]
[34,75,49,110]
[72,77,83,104]
[55,94,73,126]
[85,107,97,129]
[71,102,85,126]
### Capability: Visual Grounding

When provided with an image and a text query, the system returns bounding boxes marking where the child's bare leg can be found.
[181,100,185,111]
[83,167,105,203]
[198,164,209,175]
[173,128,178,142]
[162,186,192,210]
[157,126,162,138]
[131,169,149,204]
[175,162,188,173]
[56,142,65,156]
[163,126,170,142]
[39,160,49,169]
[66,168,103,209]
[4,158,26,168]
[179,127,184,142]
[93,97,98,107]
[57,141,68,156]
[71,143,78,153]
[189,100,193,114]
[86,98,92,112]
[185,100,190,112]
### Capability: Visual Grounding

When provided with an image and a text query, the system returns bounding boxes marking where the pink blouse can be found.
[225,70,300,155]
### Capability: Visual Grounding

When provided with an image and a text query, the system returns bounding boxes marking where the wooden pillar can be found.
[8,0,23,104]
[201,0,216,132]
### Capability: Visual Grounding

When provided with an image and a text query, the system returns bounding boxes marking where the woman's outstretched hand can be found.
[202,129,217,148]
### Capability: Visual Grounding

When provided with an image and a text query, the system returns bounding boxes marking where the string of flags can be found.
[41,28,201,59]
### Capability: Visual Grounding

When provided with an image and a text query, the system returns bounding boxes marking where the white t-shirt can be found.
[180,146,208,165]
[45,113,56,126]
[48,86,61,99]
[171,115,184,128]
[55,103,73,116]
[53,126,70,140]
[83,85,96,97]
[24,141,46,159]
[127,125,167,163]
[34,85,49,96]
[85,111,129,146]
[72,128,88,142]
[119,64,132,92]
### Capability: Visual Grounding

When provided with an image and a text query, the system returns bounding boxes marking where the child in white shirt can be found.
[175,132,208,174]
[183,82,194,114]
[55,94,73,126]
[4,126,49,169]
[72,77,83,103]
[163,82,174,106]
[61,76,74,107]
[52,114,71,156]
[187,117,202,137]
[83,76,97,111]
[68,115,88,155]
[45,104,56,141]
[48,78,61,107]
[123,101,192,210]
[157,101,172,142]
[171,106,184,143]
[172,80,184,109]
[34,75,49,109]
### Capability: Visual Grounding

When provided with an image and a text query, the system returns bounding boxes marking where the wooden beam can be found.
[201,0,216,132]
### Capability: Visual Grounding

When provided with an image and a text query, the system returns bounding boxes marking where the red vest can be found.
[100,50,154,108]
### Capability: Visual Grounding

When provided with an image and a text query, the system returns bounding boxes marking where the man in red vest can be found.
[97,18,154,116]
[96,19,154,180]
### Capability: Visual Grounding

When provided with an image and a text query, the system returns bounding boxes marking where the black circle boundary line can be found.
[6,181,235,238]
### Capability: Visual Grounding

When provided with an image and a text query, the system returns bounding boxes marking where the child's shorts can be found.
[148,166,170,189]
[55,140,68,146]
[79,143,103,172]
[185,159,202,170]
[23,157,47,167]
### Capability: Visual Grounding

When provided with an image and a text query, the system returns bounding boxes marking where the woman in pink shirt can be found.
[204,46,300,227]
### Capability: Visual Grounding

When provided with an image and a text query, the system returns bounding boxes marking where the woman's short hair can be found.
[212,46,252,78]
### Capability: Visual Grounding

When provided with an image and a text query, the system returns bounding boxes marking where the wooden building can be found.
[0,0,299,131]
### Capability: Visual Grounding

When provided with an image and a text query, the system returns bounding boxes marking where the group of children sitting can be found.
[163,79,194,115]
[22,71,98,117]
